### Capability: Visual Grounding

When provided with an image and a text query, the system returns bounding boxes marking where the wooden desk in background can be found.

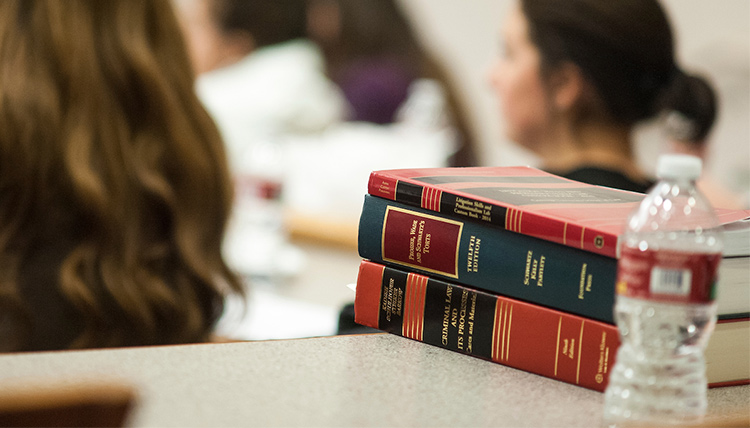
[0,334,747,427]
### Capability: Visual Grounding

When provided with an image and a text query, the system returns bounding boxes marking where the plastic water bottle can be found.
[223,138,288,281]
[603,154,723,427]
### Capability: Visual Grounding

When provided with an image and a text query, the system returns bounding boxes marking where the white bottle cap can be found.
[656,154,702,180]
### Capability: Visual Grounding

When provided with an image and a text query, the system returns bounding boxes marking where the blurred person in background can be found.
[307,0,479,167]
[178,0,474,252]
[0,0,243,352]
[661,74,747,209]
[489,0,721,194]
[176,0,349,279]
[177,0,346,173]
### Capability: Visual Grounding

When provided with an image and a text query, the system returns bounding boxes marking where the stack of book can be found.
[353,166,750,392]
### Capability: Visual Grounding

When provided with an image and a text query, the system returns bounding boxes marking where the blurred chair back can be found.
[0,382,135,427]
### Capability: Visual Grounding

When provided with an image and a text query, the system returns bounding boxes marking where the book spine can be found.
[354,260,620,392]
[368,171,620,258]
[358,194,618,323]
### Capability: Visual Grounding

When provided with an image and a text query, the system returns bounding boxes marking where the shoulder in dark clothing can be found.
[551,166,655,194]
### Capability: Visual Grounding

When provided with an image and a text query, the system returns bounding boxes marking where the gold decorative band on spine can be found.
[505,304,513,361]
[576,321,585,385]
[404,273,427,341]
[420,187,443,212]
[516,211,522,234]
[580,227,586,249]
[554,317,562,376]
[492,301,503,361]
[506,209,519,232]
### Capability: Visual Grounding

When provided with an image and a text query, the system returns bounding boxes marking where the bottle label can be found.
[616,246,720,303]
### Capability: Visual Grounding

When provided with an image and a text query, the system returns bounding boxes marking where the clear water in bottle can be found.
[603,154,723,427]
[223,138,289,281]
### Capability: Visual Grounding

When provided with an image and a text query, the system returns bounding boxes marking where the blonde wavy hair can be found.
[0,0,243,351]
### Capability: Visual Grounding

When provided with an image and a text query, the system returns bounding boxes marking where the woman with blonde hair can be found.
[0,0,243,351]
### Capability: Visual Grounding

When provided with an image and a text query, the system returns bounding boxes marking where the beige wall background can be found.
[399,0,750,203]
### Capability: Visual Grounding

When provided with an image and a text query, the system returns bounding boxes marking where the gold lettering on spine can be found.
[467,293,476,353]
[576,321,585,384]
[473,239,481,273]
[382,207,463,279]
[467,236,475,272]
[524,251,532,285]
[554,317,562,376]
[384,278,394,322]
[466,235,480,273]
[441,285,453,345]
[457,290,468,350]
[537,256,545,287]
[578,263,588,300]
[563,223,568,245]
[377,182,391,195]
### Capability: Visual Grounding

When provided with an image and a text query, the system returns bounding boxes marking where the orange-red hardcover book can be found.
[355,260,750,392]
[368,166,750,259]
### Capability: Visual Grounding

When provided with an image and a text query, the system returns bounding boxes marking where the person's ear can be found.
[548,63,585,112]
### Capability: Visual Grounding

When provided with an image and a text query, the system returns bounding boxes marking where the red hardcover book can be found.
[368,166,750,259]
[356,260,620,392]
[355,260,750,392]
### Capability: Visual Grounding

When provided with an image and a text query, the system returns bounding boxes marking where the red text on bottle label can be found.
[616,246,720,304]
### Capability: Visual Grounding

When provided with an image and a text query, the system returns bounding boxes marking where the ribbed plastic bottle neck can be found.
[656,154,702,181]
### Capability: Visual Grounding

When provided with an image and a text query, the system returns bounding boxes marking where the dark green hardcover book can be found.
[358,194,618,323]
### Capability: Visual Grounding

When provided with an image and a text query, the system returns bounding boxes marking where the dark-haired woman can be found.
[489,0,718,193]
[663,74,746,209]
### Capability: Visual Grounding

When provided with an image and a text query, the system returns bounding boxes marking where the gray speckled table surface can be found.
[0,333,747,427]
